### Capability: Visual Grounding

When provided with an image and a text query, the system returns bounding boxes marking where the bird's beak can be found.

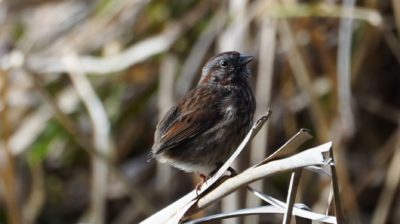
[239,54,254,65]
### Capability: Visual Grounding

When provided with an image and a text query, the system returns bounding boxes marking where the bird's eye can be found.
[220,60,228,67]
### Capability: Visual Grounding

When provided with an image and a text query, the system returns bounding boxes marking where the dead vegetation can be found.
[0,0,399,223]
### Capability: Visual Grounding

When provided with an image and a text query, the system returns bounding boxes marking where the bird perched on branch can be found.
[150,51,256,185]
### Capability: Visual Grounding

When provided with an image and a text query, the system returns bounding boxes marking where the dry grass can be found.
[0,0,398,223]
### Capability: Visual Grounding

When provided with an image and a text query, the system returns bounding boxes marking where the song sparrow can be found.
[151,51,256,178]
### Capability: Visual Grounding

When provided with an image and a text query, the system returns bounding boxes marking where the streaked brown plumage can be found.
[151,51,256,176]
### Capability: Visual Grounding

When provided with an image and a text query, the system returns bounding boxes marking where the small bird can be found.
[151,51,256,182]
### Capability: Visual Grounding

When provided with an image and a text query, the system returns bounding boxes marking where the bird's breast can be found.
[224,105,236,120]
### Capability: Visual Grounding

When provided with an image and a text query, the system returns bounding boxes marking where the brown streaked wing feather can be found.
[155,106,179,136]
[153,110,219,155]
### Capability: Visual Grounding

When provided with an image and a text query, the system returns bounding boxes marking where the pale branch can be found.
[192,142,331,212]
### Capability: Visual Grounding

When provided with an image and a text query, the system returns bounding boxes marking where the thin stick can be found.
[278,18,329,142]
[371,133,400,224]
[337,0,355,137]
[0,69,22,224]
[254,128,313,167]
[283,169,303,224]
[329,147,345,224]
[64,53,113,224]
[156,54,177,194]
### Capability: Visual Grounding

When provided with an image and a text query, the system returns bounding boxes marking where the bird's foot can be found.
[195,166,237,196]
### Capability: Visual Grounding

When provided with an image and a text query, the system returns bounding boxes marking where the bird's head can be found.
[199,51,254,86]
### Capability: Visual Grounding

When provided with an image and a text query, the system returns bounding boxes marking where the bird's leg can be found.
[195,165,238,196]
[195,173,207,194]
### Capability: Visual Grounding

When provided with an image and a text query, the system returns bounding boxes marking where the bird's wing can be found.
[152,87,223,155]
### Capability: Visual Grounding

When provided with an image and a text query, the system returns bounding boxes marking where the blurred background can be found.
[0,0,399,223]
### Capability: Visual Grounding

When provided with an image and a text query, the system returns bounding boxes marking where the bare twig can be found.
[23,161,45,224]
[28,72,108,159]
[283,169,303,224]
[9,105,54,155]
[392,0,400,36]
[48,0,150,53]
[185,203,334,224]
[27,1,210,75]
[193,142,331,213]
[382,26,400,66]
[0,69,22,224]
[254,128,313,167]
[278,18,329,142]
[266,3,381,26]
[372,132,400,224]
[63,53,113,224]
[336,0,355,138]
[248,188,336,224]
[28,27,180,74]
[329,147,345,224]
[155,54,177,195]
